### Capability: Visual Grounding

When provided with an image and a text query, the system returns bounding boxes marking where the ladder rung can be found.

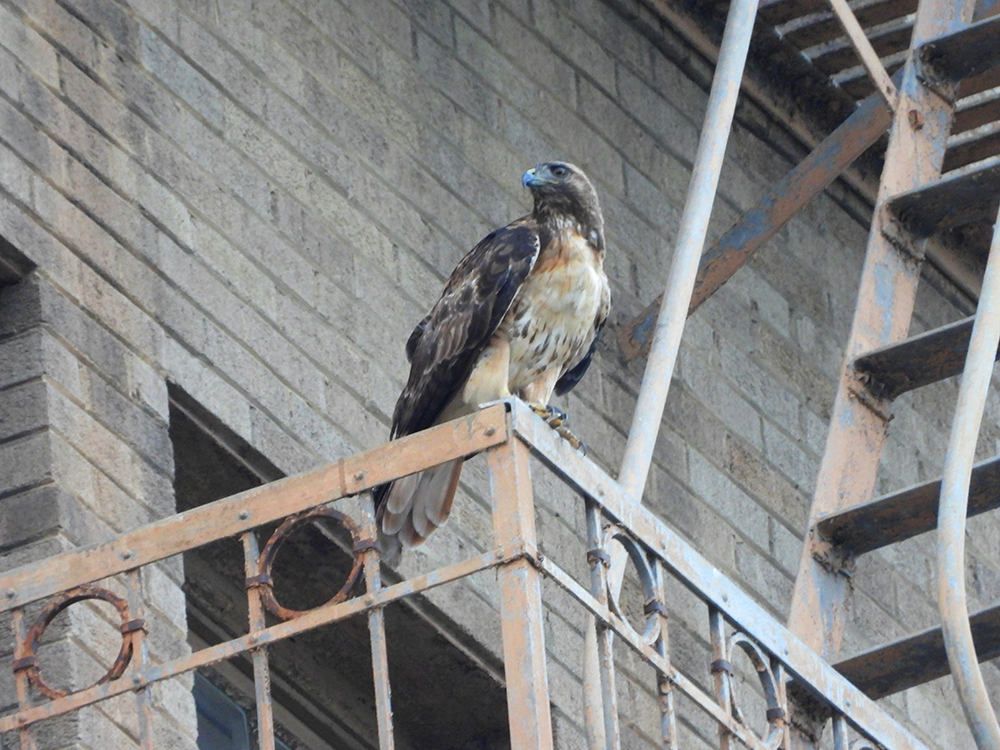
[919,13,1000,83]
[816,453,1000,555]
[852,316,996,400]
[887,154,1000,236]
[833,601,1000,699]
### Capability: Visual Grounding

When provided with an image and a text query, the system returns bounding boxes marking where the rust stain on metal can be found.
[18,585,137,700]
[255,506,366,621]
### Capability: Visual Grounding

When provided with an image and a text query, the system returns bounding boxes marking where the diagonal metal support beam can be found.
[618,87,894,361]
[827,0,899,106]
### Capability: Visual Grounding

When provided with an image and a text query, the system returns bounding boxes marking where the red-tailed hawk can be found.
[375,162,610,550]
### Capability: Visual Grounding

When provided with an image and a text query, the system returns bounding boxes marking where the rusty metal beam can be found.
[833,600,1000,699]
[358,495,395,750]
[0,406,509,613]
[920,13,1000,84]
[0,544,520,733]
[851,315,993,399]
[618,87,893,361]
[487,433,554,750]
[888,154,1000,236]
[243,531,277,750]
[537,554,781,750]
[507,399,927,750]
[816,453,1000,554]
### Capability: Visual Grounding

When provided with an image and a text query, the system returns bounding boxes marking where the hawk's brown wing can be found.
[390,220,540,440]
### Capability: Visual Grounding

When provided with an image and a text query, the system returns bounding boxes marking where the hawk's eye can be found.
[551,165,568,178]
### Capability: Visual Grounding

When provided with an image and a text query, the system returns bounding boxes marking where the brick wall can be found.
[0,0,996,747]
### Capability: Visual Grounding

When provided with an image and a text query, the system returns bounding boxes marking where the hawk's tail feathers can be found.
[377,460,463,554]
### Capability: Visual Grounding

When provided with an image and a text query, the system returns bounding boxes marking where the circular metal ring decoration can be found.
[602,525,663,646]
[256,506,366,620]
[18,584,138,700]
[722,631,786,750]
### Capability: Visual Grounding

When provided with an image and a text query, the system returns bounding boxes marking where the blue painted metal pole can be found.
[937,202,1000,750]
[617,0,760,502]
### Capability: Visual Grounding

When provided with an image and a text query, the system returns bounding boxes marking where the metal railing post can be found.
[584,500,620,749]
[616,0,759,504]
[360,493,395,750]
[936,203,1000,750]
[486,434,553,750]
[10,607,37,750]
[242,531,276,750]
[124,569,155,750]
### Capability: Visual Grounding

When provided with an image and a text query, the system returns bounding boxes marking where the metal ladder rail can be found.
[786,0,978,662]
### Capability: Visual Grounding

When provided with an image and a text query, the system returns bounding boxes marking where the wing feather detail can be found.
[390,221,540,440]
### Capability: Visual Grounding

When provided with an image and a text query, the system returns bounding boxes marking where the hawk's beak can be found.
[522,168,538,187]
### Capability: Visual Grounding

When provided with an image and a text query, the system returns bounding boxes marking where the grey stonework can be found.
[0,0,996,747]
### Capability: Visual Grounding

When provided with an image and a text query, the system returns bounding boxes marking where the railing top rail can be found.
[506,399,928,750]
[0,398,927,750]
[0,406,508,613]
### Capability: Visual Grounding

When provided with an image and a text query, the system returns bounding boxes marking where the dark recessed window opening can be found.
[169,385,511,750]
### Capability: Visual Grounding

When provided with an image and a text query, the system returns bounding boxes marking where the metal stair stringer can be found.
[786,0,979,663]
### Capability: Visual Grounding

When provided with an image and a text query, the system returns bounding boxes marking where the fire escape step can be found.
[815,453,1000,555]
[886,154,1000,236]
[919,13,1000,84]
[832,601,1000,699]
[920,16,1000,86]
[852,315,1000,400]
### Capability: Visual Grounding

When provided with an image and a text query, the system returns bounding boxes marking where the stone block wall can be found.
[0,0,995,746]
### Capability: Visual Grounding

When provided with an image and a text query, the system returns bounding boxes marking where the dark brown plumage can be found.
[375,162,610,552]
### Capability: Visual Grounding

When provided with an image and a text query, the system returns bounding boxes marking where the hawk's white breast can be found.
[505,229,608,392]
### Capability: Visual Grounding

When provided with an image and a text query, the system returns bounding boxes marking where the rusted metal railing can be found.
[0,399,930,750]
[936,203,1000,750]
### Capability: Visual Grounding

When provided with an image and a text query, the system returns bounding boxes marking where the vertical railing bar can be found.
[584,500,621,749]
[486,437,554,750]
[584,500,608,750]
[11,607,37,750]
[936,202,1000,750]
[709,607,732,750]
[124,569,155,750]
[616,0,760,503]
[832,713,849,750]
[242,531,276,750]
[653,562,677,750]
[360,493,395,750]
[771,659,790,750]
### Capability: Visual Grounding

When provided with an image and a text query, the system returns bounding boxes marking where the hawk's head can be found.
[523,162,604,250]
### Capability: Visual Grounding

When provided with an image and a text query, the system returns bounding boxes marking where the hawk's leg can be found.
[528,403,587,454]
[530,403,568,427]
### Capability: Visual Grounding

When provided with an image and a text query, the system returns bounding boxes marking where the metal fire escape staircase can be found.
[619,0,1000,742]
[783,10,1000,749]
[2,0,1000,748]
